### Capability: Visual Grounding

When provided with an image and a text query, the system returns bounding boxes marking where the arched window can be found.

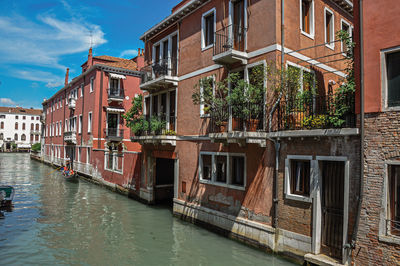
[30,134,34,142]
[22,123,26,130]
[36,124,39,131]
[31,124,34,130]
[14,133,18,141]
[15,122,18,130]
[0,121,3,129]
[0,133,3,140]
[21,134,26,141]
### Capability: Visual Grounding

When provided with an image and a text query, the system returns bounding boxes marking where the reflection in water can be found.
[0,154,293,265]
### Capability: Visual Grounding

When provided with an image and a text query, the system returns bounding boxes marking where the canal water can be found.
[0,154,294,265]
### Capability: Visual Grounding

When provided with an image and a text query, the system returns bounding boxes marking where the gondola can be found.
[62,169,79,182]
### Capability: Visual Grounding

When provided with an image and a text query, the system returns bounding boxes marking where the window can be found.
[1,122,3,129]
[287,62,315,93]
[31,124,34,130]
[110,78,119,90]
[15,122,18,130]
[14,133,18,141]
[79,115,82,134]
[80,83,84,97]
[90,77,94,92]
[202,9,215,49]
[36,124,39,131]
[60,97,62,108]
[105,147,123,173]
[300,0,314,38]
[15,115,18,119]
[285,156,313,202]
[31,116,34,120]
[388,165,400,236]
[0,115,5,118]
[324,8,334,49]
[199,76,215,117]
[341,20,351,55]
[23,116,26,120]
[65,119,68,131]
[22,123,25,130]
[385,50,400,107]
[290,160,310,196]
[0,133,3,140]
[35,135,39,141]
[78,147,81,162]
[30,134,34,142]
[199,152,246,189]
[21,134,26,141]
[88,112,92,133]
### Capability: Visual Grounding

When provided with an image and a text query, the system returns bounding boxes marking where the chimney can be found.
[88,47,93,67]
[65,68,69,86]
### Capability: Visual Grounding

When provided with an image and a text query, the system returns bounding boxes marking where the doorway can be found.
[154,158,175,203]
[232,0,245,51]
[320,160,345,260]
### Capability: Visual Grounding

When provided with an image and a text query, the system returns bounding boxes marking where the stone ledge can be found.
[131,135,177,146]
[304,253,346,266]
[267,128,359,139]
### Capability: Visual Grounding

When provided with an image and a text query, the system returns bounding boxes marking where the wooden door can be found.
[321,161,344,260]
[233,0,245,51]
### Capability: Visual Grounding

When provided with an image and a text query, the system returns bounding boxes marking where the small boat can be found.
[0,186,15,207]
[62,169,78,182]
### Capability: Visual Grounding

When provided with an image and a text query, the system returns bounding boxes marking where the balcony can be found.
[64,131,77,144]
[30,130,41,135]
[213,24,248,65]
[68,98,76,110]
[130,115,177,146]
[107,88,124,103]
[268,94,357,138]
[140,57,178,91]
[104,128,124,142]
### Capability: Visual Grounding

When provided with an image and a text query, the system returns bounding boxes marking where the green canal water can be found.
[0,153,295,265]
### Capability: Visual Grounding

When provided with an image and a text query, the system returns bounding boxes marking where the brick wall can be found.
[354,112,400,265]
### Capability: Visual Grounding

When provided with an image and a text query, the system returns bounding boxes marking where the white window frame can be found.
[201,8,216,51]
[324,7,335,50]
[88,112,92,133]
[199,75,215,117]
[300,0,315,39]
[381,46,400,111]
[340,19,352,55]
[152,31,179,77]
[285,155,313,203]
[80,83,84,97]
[78,115,83,134]
[78,147,81,162]
[198,151,246,190]
[109,77,121,95]
[60,97,62,107]
[90,77,94,93]
[104,150,124,174]
[379,161,400,245]
[286,61,314,93]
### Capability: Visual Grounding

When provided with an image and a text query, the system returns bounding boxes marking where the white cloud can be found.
[119,49,138,59]
[0,13,107,70]
[0,98,16,106]
[11,69,63,89]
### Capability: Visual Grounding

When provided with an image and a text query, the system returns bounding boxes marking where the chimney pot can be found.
[65,68,69,86]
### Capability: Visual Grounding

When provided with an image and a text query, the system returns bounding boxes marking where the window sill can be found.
[382,106,400,112]
[301,30,315,40]
[201,44,213,52]
[325,44,335,50]
[105,168,123,174]
[199,179,245,191]
[379,234,400,245]
[285,193,312,203]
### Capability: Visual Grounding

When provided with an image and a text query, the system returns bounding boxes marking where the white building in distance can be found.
[0,107,42,151]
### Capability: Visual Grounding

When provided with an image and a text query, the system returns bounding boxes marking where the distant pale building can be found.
[0,107,42,151]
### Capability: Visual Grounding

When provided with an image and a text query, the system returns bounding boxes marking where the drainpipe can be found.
[352,0,364,249]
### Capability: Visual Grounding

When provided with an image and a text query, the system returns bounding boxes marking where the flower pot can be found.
[216,121,228,132]
[246,119,259,131]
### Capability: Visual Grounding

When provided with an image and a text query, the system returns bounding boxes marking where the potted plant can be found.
[122,94,149,136]
[150,116,167,135]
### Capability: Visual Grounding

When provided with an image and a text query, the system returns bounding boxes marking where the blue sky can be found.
[0,0,181,108]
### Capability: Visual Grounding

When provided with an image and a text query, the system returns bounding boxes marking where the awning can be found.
[109,73,126,80]
[106,107,125,113]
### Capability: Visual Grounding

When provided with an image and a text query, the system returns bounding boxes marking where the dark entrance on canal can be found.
[154,158,175,203]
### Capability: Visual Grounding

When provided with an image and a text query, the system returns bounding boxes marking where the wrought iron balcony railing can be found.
[130,114,176,137]
[213,24,247,56]
[104,128,124,139]
[141,57,178,84]
[107,88,124,100]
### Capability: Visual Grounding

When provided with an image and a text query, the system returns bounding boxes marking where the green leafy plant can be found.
[31,143,41,152]
[122,94,149,136]
[163,129,176,136]
[302,115,328,129]
[150,116,167,135]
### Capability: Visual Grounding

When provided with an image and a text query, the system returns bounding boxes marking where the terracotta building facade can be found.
[133,0,358,264]
[42,48,144,194]
[353,0,400,264]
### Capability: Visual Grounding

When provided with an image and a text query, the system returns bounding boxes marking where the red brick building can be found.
[42,48,144,193]
[353,0,400,264]
[134,0,358,264]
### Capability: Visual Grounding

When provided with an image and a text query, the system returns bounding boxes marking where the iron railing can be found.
[130,114,176,137]
[104,128,124,138]
[107,88,124,100]
[213,24,246,56]
[386,219,400,236]
[269,94,356,131]
[141,57,178,84]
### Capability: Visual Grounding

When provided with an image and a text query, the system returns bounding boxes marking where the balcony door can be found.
[171,35,178,76]
[107,113,119,137]
[232,0,245,51]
